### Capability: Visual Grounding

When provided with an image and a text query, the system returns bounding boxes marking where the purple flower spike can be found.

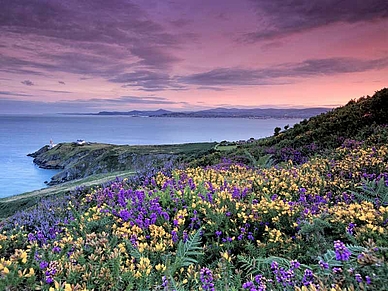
[334,240,351,261]
[365,276,371,285]
[39,261,49,269]
[318,259,329,269]
[290,260,300,269]
[119,209,131,221]
[200,267,215,291]
[355,273,362,283]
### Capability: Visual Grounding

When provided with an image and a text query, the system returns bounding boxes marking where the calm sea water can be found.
[0,115,301,198]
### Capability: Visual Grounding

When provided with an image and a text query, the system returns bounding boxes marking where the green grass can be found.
[0,170,135,219]
[215,144,238,152]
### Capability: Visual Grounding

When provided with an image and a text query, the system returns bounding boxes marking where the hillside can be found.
[28,142,216,185]
[0,89,388,290]
[192,88,388,167]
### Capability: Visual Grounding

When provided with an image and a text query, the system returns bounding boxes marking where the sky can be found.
[0,0,387,114]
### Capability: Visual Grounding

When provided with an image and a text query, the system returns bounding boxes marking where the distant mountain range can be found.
[93,107,331,119]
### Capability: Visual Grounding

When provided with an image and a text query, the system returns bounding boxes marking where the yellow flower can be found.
[64,283,72,291]
[20,250,28,264]
[154,242,165,252]
[134,271,142,278]
[118,242,126,253]
[155,263,166,272]
[25,268,35,278]
[221,251,232,262]
[54,280,60,289]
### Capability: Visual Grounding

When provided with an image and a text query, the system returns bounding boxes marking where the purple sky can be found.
[1,0,387,113]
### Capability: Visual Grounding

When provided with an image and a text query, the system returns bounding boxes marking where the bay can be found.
[0,115,301,198]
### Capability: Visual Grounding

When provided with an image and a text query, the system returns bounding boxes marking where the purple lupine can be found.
[242,281,255,289]
[52,246,61,253]
[39,261,49,269]
[270,261,278,271]
[44,261,58,285]
[182,231,188,243]
[355,273,362,283]
[161,275,168,288]
[318,259,329,269]
[332,267,342,274]
[334,240,351,261]
[290,260,300,270]
[301,269,314,286]
[45,276,54,284]
[221,237,233,243]
[200,267,215,291]
[119,209,131,222]
[365,276,371,285]
[171,230,178,243]
[346,223,356,235]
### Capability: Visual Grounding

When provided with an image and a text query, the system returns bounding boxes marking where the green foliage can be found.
[170,228,203,275]
[244,150,274,168]
[273,126,281,136]
[352,178,388,206]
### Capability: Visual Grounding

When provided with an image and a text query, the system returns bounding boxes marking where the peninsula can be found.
[27,142,216,185]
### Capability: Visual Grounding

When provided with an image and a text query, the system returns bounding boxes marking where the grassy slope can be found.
[1,142,216,219]
[193,88,388,167]
[0,170,135,219]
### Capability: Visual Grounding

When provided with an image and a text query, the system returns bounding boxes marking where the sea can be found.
[0,115,301,198]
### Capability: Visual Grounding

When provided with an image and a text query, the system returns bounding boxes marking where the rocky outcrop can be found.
[27,142,203,186]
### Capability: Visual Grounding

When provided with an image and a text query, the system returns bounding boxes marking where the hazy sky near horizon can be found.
[1,0,387,113]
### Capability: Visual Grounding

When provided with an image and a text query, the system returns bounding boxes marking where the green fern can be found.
[168,275,185,291]
[237,255,257,275]
[126,240,142,260]
[170,228,203,274]
[352,178,388,205]
[318,243,366,267]
[345,244,367,253]
[256,154,275,168]
[244,150,274,168]
[299,217,332,236]
[318,250,342,268]
[237,255,309,277]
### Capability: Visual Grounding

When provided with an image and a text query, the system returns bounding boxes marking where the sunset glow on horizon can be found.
[1,0,387,114]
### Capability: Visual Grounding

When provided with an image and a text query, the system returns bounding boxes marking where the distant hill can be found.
[97,109,171,116]
[163,107,330,118]
[95,107,330,119]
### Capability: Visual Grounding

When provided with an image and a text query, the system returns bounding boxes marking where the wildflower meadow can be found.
[1,137,388,291]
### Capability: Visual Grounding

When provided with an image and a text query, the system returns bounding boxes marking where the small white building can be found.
[49,139,57,149]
